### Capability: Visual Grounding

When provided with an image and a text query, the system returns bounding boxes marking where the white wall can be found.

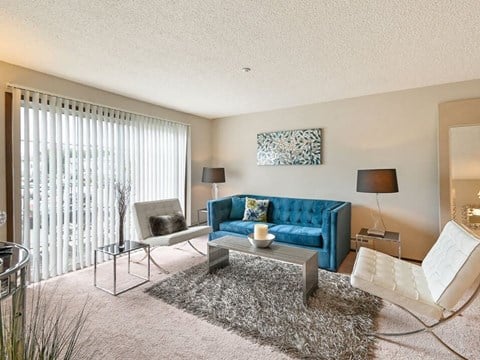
[0,61,213,241]
[212,79,480,261]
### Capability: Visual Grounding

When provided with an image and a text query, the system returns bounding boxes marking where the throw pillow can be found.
[229,196,246,219]
[149,213,188,236]
[242,197,269,222]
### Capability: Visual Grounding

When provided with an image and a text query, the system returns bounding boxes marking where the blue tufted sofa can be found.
[207,194,351,271]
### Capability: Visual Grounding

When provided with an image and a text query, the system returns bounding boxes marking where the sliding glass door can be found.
[11,88,189,282]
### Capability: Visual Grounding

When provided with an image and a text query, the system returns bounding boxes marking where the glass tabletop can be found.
[96,240,147,256]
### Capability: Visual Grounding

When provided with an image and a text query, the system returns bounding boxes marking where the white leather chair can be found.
[351,220,480,359]
[133,199,212,272]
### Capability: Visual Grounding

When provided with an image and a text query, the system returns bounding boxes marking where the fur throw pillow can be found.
[149,213,188,236]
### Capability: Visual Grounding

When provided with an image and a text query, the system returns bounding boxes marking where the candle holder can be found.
[247,233,275,248]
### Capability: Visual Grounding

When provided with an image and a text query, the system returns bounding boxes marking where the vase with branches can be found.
[115,182,131,250]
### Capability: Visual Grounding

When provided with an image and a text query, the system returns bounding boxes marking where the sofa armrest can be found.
[207,197,232,232]
[322,202,351,271]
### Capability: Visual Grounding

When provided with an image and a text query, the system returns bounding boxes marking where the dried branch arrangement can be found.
[115,182,131,249]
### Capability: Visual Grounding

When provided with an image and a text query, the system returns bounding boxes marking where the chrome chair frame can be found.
[371,279,480,359]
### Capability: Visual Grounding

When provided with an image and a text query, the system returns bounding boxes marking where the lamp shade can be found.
[202,167,225,183]
[356,169,398,193]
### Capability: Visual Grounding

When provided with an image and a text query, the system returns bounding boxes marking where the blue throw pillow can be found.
[229,196,245,219]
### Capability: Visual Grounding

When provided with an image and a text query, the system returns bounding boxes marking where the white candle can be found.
[254,224,268,240]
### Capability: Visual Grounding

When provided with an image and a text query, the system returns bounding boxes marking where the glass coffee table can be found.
[94,240,150,296]
[208,236,318,304]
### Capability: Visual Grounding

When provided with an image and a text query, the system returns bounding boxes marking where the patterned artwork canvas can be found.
[257,128,322,165]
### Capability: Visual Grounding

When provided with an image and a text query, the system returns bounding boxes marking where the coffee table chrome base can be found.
[208,237,318,305]
[94,243,150,296]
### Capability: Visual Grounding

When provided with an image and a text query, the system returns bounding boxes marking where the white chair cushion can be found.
[351,247,444,320]
[142,225,212,247]
[422,221,480,310]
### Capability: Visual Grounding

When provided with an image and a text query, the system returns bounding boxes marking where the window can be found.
[12,88,189,282]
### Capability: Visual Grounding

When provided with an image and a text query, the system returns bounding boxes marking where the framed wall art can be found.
[257,128,322,166]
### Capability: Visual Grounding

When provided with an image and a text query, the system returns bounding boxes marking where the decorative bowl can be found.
[247,233,275,248]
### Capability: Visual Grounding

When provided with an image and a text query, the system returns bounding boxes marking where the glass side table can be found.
[197,208,208,225]
[94,240,150,296]
[355,228,401,259]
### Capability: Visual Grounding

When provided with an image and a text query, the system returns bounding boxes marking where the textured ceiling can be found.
[1,1,479,119]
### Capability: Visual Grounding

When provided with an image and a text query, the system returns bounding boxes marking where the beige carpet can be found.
[38,236,479,359]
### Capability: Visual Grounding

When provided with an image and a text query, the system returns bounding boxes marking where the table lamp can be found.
[356,169,398,237]
[202,167,225,199]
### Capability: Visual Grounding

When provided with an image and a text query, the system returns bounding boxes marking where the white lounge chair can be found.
[133,199,212,272]
[351,220,480,359]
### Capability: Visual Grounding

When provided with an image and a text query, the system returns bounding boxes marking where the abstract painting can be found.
[257,128,322,165]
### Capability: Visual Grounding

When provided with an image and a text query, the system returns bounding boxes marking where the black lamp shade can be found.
[202,167,225,183]
[356,169,398,193]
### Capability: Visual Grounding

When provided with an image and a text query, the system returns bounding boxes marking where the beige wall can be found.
[3,59,480,260]
[212,79,480,261]
[0,61,213,241]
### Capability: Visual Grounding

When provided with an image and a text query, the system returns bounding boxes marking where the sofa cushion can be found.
[243,197,269,222]
[229,196,246,220]
[269,224,323,247]
[219,220,275,236]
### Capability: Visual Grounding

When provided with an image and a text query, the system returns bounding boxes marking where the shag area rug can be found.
[146,253,382,359]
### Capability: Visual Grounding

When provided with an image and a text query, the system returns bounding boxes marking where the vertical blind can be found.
[13,88,189,282]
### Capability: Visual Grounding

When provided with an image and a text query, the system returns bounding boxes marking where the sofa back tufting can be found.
[241,195,342,227]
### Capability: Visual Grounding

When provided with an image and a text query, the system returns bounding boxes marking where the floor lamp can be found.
[202,167,225,199]
[356,168,399,237]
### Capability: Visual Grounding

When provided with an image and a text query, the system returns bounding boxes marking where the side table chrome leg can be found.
[113,256,117,296]
[147,245,151,280]
[94,250,97,287]
[128,251,131,274]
